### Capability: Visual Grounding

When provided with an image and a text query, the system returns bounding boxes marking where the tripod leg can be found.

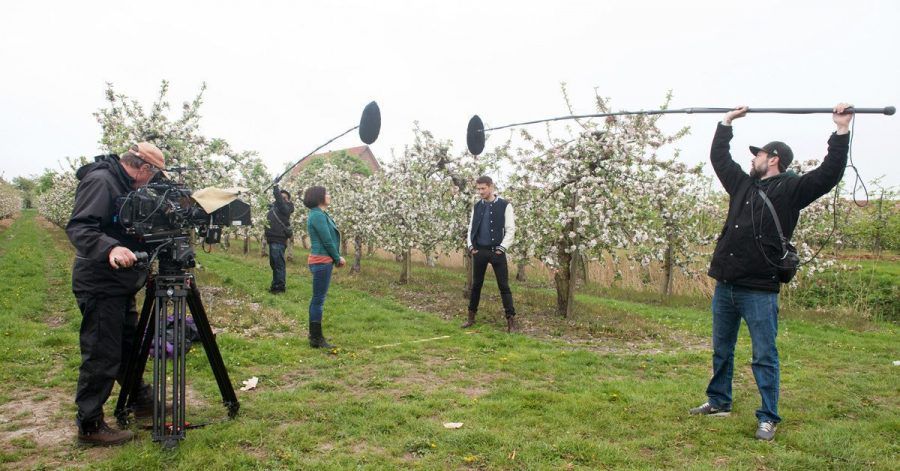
[114,278,156,426]
[164,292,187,448]
[177,295,187,438]
[186,278,240,417]
[152,287,169,442]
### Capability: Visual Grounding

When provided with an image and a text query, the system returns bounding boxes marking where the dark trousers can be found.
[469,247,516,317]
[269,242,286,291]
[75,295,140,428]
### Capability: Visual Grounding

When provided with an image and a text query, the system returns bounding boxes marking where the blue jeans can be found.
[268,243,286,291]
[308,263,333,323]
[706,282,781,424]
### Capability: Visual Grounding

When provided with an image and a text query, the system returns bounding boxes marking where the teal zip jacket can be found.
[307,207,341,263]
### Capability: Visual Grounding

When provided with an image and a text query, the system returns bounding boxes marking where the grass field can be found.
[0,210,897,470]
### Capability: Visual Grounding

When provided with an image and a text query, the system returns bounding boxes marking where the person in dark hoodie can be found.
[689,104,853,441]
[66,142,166,446]
[265,186,294,293]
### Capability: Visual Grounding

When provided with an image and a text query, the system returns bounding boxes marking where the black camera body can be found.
[116,180,251,269]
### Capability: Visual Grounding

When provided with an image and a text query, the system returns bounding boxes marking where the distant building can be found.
[289,145,381,177]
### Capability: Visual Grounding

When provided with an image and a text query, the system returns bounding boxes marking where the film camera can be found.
[115,179,251,268]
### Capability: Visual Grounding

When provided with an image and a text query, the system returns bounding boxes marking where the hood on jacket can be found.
[75,154,136,190]
[75,154,120,181]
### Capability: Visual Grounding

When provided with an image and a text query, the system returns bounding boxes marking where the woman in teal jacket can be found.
[303,186,345,348]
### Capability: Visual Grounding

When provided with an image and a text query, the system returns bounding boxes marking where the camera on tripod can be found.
[113,175,249,448]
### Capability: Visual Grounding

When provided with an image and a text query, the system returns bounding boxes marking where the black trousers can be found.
[468,247,516,317]
[74,295,143,428]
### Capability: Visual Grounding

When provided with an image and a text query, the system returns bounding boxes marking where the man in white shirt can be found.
[464,175,517,332]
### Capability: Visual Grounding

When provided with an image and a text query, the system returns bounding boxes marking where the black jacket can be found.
[264,186,294,245]
[707,123,849,292]
[66,155,148,297]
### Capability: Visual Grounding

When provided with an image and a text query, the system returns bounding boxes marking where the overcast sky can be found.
[1,0,898,191]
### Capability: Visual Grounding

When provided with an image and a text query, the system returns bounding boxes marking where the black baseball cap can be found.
[749,141,793,168]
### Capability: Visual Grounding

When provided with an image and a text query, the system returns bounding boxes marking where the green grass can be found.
[0,211,898,469]
[786,258,899,322]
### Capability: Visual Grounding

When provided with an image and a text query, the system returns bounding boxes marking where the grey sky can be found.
[1,0,897,190]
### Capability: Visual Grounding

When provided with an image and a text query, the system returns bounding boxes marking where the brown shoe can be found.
[461,310,476,328]
[506,316,517,333]
[78,420,135,447]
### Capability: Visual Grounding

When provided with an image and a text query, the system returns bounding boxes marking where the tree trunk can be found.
[555,191,578,317]
[873,191,884,255]
[581,255,590,284]
[367,240,375,256]
[286,237,294,262]
[554,245,574,318]
[260,238,268,257]
[243,234,250,254]
[573,251,588,285]
[341,237,348,256]
[425,253,436,268]
[301,234,309,250]
[352,235,363,273]
[516,258,527,282]
[399,248,412,284]
[662,243,674,296]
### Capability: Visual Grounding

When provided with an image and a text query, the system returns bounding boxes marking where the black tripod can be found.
[114,239,239,449]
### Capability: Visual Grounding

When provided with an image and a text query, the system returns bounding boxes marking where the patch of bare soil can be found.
[0,382,213,468]
[0,213,18,230]
[0,389,71,450]
[0,388,117,468]
[512,312,710,355]
[279,355,507,403]
[198,285,300,338]
[343,263,708,356]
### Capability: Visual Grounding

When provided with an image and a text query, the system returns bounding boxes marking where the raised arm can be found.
[709,106,751,195]
[793,103,852,209]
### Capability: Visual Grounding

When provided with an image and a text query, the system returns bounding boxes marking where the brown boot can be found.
[78,419,135,447]
[461,310,476,328]
[506,316,517,333]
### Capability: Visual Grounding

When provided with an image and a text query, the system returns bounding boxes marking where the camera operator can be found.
[65,142,166,446]
[689,104,852,441]
[265,185,294,294]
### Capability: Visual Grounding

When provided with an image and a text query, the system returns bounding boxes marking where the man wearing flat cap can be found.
[65,142,167,446]
[689,104,852,441]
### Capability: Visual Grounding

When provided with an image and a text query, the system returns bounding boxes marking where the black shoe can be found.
[308,321,334,349]
[269,287,285,294]
[77,419,134,447]
[689,402,732,417]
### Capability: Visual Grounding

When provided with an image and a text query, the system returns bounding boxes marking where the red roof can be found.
[289,145,381,177]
